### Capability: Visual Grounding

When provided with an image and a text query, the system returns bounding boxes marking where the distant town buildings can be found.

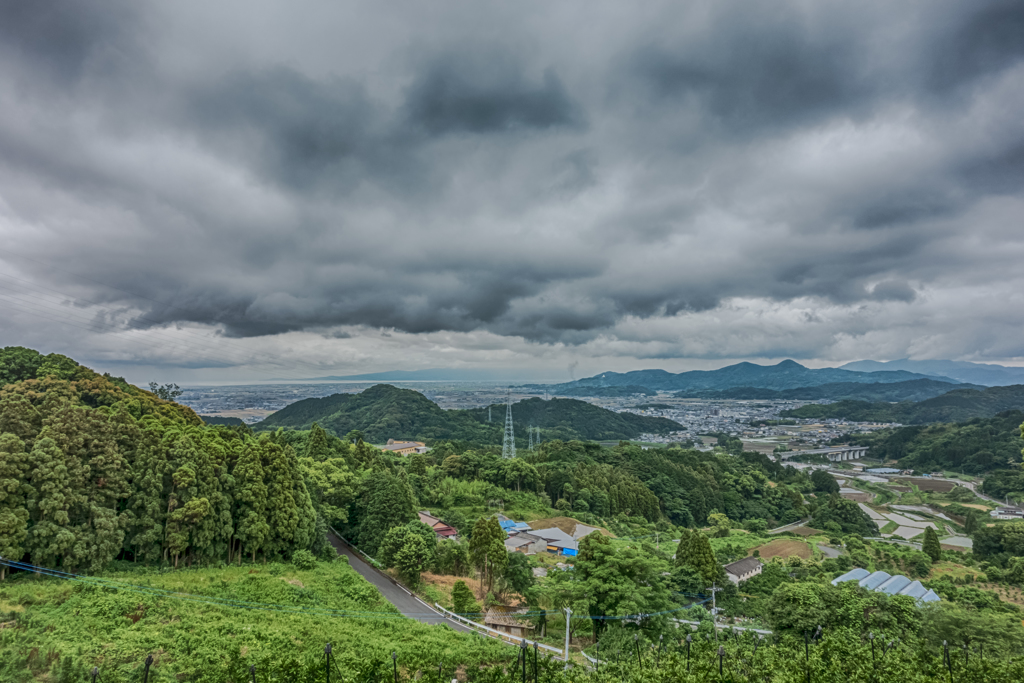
[990,507,1024,520]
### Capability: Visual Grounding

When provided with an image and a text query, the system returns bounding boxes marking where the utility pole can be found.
[502,388,517,459]
[707,582,722,642]
[563,607,572,663]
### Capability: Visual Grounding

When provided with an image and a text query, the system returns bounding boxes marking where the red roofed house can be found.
[419,511,458,540]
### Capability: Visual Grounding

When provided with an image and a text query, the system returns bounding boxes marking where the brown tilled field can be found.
[528,517,613,537]
[893,478,955,492]
[753,539,812,560]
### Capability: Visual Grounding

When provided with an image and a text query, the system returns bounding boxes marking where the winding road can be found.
[327,532,472,633]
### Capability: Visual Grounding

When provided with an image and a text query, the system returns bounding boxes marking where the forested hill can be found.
[0,346,320,575]
[465,396,683,441]
[844,410,1024,474]
[780,384,1024,424]
[256,385,682,442]
[256,385,495,442]
[676,378,970,402]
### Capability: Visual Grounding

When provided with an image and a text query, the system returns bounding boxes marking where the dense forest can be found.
[780,384,1024,424]
[256,385,682,442]
[842,411,1024,474]
[0,346,323,577]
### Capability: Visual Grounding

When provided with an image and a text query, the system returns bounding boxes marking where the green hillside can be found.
[257,385,682,442]
[678,378,971,402]
[845,410,1024,474]
[468,396,683,441]
[257,384,495,442]
[780,384,1024,424]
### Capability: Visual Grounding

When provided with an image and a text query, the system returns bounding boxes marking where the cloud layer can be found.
[1,0,1023,380]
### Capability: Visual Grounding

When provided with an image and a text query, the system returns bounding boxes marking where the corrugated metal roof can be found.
[877,575,912,595]
[858,571,892,590]
[725,557,763,577]
[831,568,870,585]
[898,581,927,599]
[833,568,940,604]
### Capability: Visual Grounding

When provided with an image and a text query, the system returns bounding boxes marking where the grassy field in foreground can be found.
[0,559,507,683]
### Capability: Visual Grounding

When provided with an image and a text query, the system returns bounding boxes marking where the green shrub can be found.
[292,550,317,570]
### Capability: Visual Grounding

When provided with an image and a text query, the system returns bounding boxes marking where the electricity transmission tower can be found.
[528,424,534,451]
[502,388,517,459]
[488,405,491,422]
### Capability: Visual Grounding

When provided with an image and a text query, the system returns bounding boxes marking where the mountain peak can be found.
[775,360,805,368]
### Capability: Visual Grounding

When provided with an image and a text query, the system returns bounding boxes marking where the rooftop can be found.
[724,557,763,576]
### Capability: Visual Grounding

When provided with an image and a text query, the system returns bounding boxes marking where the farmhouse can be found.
[990,507,1024,520]
[417,511,458,540]
[531,527,578,557]
[504,532,547,555]
[724,557,763,585]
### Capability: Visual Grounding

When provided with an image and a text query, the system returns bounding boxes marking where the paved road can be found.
[768,518,810,535]
[816,544,842,559]
[327,532,472,633]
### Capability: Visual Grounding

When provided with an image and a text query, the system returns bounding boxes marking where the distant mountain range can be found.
[255,384,682,443]
[525,360,959,395]
[780,384,1024,424]
[675,378,976,402]
[839,359,1024,387]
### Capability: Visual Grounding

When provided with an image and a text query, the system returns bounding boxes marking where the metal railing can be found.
[432,603,563,656]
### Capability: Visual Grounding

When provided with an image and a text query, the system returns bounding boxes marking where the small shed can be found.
[483,606,535,639]
[724,557,763,585]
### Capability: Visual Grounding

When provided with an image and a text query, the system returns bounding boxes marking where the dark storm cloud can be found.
[1,0,1023,367]
[928,1,1024,92]
[627,6,867,135]
[0,0,140,83]
[403,53,584,134]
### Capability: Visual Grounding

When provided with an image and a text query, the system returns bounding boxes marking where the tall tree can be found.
[26,433,75,568]
[305,423,332,461]
[554,532,674,639]
[922,526,942,563]
[0,434,32,580]
[234,443,270,563]
[358,473,415,556]
[675,529,718,584]
[469,516,507,598]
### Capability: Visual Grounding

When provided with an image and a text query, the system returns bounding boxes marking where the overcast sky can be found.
[1,0,1023,384]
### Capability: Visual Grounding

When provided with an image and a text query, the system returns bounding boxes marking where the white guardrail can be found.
[433,603,563,656]
[672,619,773,636]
